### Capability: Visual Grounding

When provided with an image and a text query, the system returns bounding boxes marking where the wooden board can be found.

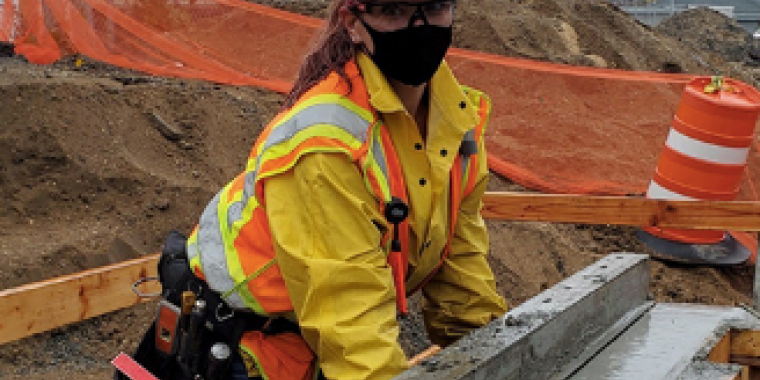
[0,254,160,345]
[732,367,751,380]
[408,345,442,367]
[732,331,760,358]
[710,332,732,363]
[482,193,760,231]
[728,330,760,380]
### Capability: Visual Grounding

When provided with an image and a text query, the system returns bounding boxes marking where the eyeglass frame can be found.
[347,0,457,30]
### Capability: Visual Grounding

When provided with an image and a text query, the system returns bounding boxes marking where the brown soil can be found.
[0,1,758,379]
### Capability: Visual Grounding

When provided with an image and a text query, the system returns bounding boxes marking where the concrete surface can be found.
[394,253,651,380]
[395,253,760,380]
[568,304,756,380]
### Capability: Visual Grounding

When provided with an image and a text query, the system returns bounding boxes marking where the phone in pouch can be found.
[155,300,181,356]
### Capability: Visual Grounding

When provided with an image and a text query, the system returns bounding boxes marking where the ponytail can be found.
[283,0,360,108]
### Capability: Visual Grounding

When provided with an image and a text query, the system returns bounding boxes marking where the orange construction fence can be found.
[1,0,758,250]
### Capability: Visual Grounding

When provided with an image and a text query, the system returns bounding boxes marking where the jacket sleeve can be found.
[264,152,409,380]
[421,135,508,347]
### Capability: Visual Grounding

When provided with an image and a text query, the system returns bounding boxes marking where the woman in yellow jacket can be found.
[186,1,507,379]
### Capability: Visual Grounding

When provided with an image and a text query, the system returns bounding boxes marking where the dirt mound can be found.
[0,58,285,379]
[656,7,757,65]
[256,0,760,84]
[0,1,758,379]
[454,0,698,72]
[0,59,283,289]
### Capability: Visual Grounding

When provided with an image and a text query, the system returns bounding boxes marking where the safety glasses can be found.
[348,0,457,30]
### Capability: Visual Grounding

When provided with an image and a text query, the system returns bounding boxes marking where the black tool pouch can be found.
[114,230,300,380]
[114,230,194,380]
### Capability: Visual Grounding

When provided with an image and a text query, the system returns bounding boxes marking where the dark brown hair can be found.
[283,0,362,109]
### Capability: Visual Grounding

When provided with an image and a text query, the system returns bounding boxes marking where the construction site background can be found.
[0,0,759,379]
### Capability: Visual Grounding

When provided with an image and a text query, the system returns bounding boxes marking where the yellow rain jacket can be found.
[265,54,507,380]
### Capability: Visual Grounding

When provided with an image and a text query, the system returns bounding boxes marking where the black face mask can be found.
[360,20,452,87]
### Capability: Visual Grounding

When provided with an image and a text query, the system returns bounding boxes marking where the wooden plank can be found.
[0,254,160,345]
[710,332,732,363]
[408,345,442,367]
[732,331,760,358]
[731,367,750,380]
[481,192,760,231]
[730,356,760,367]
[741,366,750,380]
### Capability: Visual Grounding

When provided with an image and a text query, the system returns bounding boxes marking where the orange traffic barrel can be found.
[638,76,760,265]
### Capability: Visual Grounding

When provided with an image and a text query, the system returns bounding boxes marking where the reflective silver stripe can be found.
[262,103,370,152]
[196,191,247,309]
[252,102,372,188]
[372,127,389,182]
[227,171,257,230]
[226,201,245,231]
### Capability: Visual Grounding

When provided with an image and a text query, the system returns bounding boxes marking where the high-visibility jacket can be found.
[186,55,500,380]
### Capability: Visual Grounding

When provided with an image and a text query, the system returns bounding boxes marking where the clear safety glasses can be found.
[348,0,457,31]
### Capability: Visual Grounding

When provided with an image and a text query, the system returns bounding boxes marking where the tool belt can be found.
[115,231,300,380]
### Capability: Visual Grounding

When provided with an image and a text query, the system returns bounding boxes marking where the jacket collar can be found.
[355,53,480,133]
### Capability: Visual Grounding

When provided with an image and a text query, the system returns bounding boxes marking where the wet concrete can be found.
[395,253,760,380]
[394,253,651,380]
[568,304,755,380]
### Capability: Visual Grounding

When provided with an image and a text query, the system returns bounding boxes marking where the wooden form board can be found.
[0,254,160,345]
[1,192,759,345]
[709,330,760,380]
[482,193,760,231]
[408,345,442,367]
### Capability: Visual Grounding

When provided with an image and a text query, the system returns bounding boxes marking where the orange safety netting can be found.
[1,0,758,239]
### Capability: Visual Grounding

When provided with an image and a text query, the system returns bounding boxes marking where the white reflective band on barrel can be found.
[666,129,750,165]
[646,180,696,201]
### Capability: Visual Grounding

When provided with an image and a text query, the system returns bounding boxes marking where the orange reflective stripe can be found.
[378,125,411,314]
[351,142,370,162]
[258,138,356,176]
[192,266,206,281]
